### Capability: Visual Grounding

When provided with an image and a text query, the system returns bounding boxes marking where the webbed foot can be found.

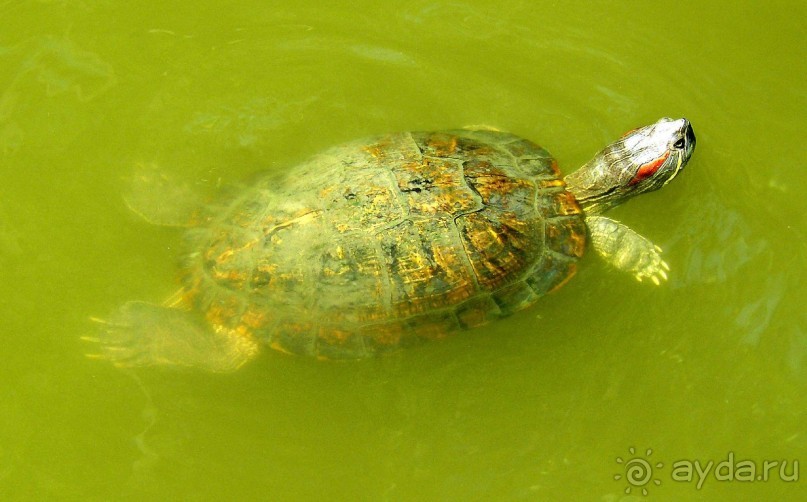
[86,301,258,372]
[587,215,670,285]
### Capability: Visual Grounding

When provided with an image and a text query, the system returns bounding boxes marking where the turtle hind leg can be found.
[586,215,669,285]
[88,301,259,372]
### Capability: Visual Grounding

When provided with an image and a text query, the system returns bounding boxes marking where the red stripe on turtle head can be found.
[630,151,670,185]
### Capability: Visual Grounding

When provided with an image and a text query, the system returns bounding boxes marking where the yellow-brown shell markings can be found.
[181,130,587,358]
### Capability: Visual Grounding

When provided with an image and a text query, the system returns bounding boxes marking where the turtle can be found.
[89,117,696,371]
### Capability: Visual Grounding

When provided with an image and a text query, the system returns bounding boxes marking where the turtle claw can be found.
[643,246,670,285]
[632,252,669,285]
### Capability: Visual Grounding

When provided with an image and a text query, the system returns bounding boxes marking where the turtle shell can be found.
[182,129,587,359]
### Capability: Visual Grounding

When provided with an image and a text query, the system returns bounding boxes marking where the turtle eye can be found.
[673,137,686,149]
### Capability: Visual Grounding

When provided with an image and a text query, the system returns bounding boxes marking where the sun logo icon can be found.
[614,447,663,496]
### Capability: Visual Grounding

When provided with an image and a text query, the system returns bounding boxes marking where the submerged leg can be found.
[89,301,259,372]
[586,215,669,285]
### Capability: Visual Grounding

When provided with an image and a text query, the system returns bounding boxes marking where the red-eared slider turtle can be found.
[91,118,695,371]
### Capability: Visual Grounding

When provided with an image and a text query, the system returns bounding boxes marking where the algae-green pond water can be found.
[1,1,804,500]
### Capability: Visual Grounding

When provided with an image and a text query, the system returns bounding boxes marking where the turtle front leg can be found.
[586,215,669,285]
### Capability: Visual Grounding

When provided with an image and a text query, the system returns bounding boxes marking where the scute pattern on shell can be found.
[181,129,586,359]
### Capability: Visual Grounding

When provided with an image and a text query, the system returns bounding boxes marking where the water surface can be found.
[1,1,804,500]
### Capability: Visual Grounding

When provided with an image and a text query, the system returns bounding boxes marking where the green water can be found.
[1,1,804,500]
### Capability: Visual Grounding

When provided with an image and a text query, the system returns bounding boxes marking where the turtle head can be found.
[564,117,695,214]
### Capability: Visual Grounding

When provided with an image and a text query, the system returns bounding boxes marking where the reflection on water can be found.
[672,198,769,285]
[0,35,115,155]
[0,35,115,106]
[349,44,417,66]
[19,36,115,101]
[735,272,786,346]
[670,196,805,376]
[400,1,515,40]
[184,96,320,150]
